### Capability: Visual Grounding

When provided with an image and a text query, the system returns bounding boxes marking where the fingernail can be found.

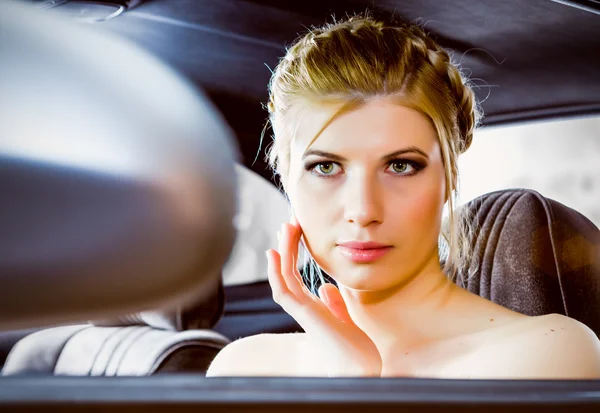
[290,215,298,226]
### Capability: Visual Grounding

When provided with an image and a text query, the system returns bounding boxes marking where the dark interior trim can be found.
[550,0,600,16]
[0,376,599,412]
[481,103,600,126]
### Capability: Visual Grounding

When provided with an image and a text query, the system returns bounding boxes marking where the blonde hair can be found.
[265,14,481,283]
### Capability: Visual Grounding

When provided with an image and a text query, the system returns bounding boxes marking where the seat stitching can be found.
[488,191,524,300]
[461,193,486,287]
[471,191,506,292]
[463,192,494,291]
[89,327,131,377]
[478,191,518,298]
[529,191,568,315]
[49,325,92,375]
[110,327,153,376]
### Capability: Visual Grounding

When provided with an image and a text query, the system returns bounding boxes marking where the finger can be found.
[279,223,306,298]
[281,222,305,294]
[318,283,355,324]
[288,221,307,287]
[290,247,309,295]
[266,249,291,305]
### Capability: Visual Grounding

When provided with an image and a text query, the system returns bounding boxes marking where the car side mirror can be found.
[0,0,239,330]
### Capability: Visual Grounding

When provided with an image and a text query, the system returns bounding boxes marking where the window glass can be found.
[458,116,600,227]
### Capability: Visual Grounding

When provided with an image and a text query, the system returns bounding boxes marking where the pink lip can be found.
[336,241,392,263]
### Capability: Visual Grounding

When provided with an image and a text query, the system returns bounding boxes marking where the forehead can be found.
[291,99,439,158]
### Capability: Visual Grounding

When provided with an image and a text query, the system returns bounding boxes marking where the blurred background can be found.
[460,116,600,227]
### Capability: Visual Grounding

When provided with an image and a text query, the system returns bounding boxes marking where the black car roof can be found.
[101,0,600,180]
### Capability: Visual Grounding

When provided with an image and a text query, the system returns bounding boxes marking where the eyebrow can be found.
[301,146,429,162]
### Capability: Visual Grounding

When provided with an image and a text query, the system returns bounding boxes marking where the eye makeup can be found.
[303,157,427,178]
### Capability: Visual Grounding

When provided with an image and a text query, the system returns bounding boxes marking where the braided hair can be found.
[266,13,481,283]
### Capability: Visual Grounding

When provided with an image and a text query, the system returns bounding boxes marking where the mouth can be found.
[336,241,393,263]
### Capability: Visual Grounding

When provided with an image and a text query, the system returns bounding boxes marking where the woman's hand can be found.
[266,219,382,377]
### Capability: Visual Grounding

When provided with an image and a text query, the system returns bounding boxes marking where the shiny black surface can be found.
[0,376,599,412]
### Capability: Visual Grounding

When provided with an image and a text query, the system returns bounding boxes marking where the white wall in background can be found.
[458,116,600,227]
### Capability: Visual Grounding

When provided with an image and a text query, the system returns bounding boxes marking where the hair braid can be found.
[399,25,479,154]
[264,13,482,283]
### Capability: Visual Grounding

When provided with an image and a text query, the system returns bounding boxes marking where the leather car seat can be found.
[2,279,229,376]
[454,188,600,337]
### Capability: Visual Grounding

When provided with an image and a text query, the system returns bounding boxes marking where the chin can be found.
[328,259,400,292]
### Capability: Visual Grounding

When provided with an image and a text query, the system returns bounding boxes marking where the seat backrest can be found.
[1,325,229,376]
[1,276,228,376]
[457,189,600,336]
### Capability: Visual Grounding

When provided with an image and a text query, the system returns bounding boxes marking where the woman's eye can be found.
[315,162,338,175]
[305,161,341,176]
[306,160,421,177]
[388,161,415,175]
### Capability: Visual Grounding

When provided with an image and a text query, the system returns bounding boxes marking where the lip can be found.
[336,241,393,263]
[337,241,391,249]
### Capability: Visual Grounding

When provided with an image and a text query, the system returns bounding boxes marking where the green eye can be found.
[317,162,335,174]
[391,162,409,173]
[305,161,341,177]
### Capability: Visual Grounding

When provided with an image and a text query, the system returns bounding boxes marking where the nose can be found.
[342,171,384,227]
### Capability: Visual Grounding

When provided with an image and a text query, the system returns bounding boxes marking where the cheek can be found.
[288,177,333,246]
[397,174,446,235]
[287,177,344,276]
[407,190,443,226]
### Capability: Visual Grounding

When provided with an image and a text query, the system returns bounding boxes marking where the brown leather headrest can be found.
[457,189,600,336]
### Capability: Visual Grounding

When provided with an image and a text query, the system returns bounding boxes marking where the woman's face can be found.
[285,98,447,291]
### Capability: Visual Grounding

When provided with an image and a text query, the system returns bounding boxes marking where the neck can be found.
[338,255,462,352]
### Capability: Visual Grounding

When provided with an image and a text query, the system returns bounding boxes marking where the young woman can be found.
[208,15,600,379]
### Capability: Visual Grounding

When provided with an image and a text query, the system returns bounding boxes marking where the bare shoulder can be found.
[517,313,600,352]
[489,313,600,379]
[206,333,307,377]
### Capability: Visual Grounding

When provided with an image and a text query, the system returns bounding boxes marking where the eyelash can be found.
[304,158,426,178]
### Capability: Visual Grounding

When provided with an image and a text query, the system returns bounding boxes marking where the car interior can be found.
[0,0,599,412]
